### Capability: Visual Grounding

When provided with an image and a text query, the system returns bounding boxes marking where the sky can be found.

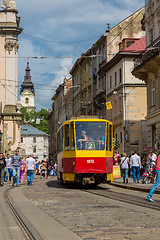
[8,0,144,110]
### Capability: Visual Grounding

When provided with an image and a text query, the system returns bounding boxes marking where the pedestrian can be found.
[20,155,25,183]
[46,159,50,178]
[141,153,147,174]
[11,149,22,187]
[148,151,157,168]
[5,154,12,182]
[54,162,57,176]
[121,153,130,183]
[114,152,120,165]
[147,150,160,202]
[130,151,141,183]
[0,153,6,187]
[26,154,36,185]
[40,161,47,179]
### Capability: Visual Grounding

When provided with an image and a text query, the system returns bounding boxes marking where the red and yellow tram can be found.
[57,117,113,185]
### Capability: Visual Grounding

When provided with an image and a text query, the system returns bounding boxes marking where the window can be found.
[33,146,36,153]
[65,124,70,151]
[149,29,154,44]
[110,109,112,121]
[152,125,156,148]
[106,122,108,151]
[89,65,92,79]
[103,75,106,89]
[114,72,117,86]
[120,132,122,143]
[119,97,122,114]
[151,79,155,106]
[103,46,106,61]
[115,133,118,142]
[108,124,112,151]
[99,48,102,64]
[25,98,29,104]
[57,128,63,153]
[21,137,23,143]
[110,76,112,89]
[119,68,122,83]
[71,122,75,151]
[75,121,106,151]
[33,137,36,143]
[84,66,86,83]
[115,100,117,117]
[126,40,135,48]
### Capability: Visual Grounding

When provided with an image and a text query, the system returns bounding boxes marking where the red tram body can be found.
[57,118,113,185]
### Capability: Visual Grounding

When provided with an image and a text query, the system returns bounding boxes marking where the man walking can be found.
[5,154,12,182]
[11,149,22,187]
[0,153,5,187]
[26,154,36,185]
[130,151,141,183]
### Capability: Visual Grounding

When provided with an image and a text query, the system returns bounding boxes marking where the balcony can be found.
[133,37,160,79]
[94,89,106,108]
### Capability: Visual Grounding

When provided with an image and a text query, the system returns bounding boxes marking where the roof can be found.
[21,125,48,136]
[122,36,146,53]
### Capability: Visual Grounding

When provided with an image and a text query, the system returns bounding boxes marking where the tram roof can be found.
[57,117,112,131]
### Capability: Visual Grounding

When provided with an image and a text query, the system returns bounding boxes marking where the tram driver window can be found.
[65,124,70,151]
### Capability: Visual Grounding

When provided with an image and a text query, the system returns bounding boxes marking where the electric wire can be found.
[22,32,102,44]
[0,3,148,104]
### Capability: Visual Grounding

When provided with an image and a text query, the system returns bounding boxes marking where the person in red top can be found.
[114,152,120,165]
[147,150,160,202]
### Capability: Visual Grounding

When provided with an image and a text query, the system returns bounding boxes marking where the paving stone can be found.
[21,177,160,240]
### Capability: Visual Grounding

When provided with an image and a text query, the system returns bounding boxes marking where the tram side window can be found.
[65,124,70,151]
[57,128,63,153]
[109,124,113,151]
[106,122,108,151]
[71,122,75,151]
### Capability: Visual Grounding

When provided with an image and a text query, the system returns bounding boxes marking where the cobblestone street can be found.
[23,176,160,240]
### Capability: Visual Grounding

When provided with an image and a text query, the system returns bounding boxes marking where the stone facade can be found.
[132,0,160,150]
[49,77,72,160]
[104,45,147,155]
[0,3,23,153]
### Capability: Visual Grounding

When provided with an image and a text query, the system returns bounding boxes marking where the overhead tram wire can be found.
[21,2,146,46]
[22,32,102,44]
[0,3,147,62]
[0,3,147,97]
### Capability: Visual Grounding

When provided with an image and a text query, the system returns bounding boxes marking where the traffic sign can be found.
[106,101,112,110]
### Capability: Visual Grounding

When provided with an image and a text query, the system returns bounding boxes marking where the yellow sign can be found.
[113,165,121,178]
[106,101,112,110]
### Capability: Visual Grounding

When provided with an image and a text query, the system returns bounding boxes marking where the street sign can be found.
[106,101,112,110]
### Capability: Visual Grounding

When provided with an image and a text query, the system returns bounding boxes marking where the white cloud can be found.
[14,0,144,109]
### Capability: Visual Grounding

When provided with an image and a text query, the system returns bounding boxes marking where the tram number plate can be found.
[87,160,94,163]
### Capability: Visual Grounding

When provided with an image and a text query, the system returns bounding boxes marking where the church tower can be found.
[20,62,35,111]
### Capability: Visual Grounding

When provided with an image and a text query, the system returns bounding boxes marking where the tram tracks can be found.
[82,185,160,211]
[5,187,42,240]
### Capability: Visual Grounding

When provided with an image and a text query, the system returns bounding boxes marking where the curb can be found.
[111,182,160,194]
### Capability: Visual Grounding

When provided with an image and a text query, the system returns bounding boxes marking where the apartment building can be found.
[132,0,160,150]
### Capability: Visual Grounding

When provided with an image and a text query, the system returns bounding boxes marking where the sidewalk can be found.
[111,176,160,194]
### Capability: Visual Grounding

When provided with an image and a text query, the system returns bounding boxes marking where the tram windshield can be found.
[75,121,106,150]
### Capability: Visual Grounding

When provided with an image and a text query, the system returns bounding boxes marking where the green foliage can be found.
[20,107,49,134]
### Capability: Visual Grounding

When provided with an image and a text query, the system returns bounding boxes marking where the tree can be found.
[20,107,49,134]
